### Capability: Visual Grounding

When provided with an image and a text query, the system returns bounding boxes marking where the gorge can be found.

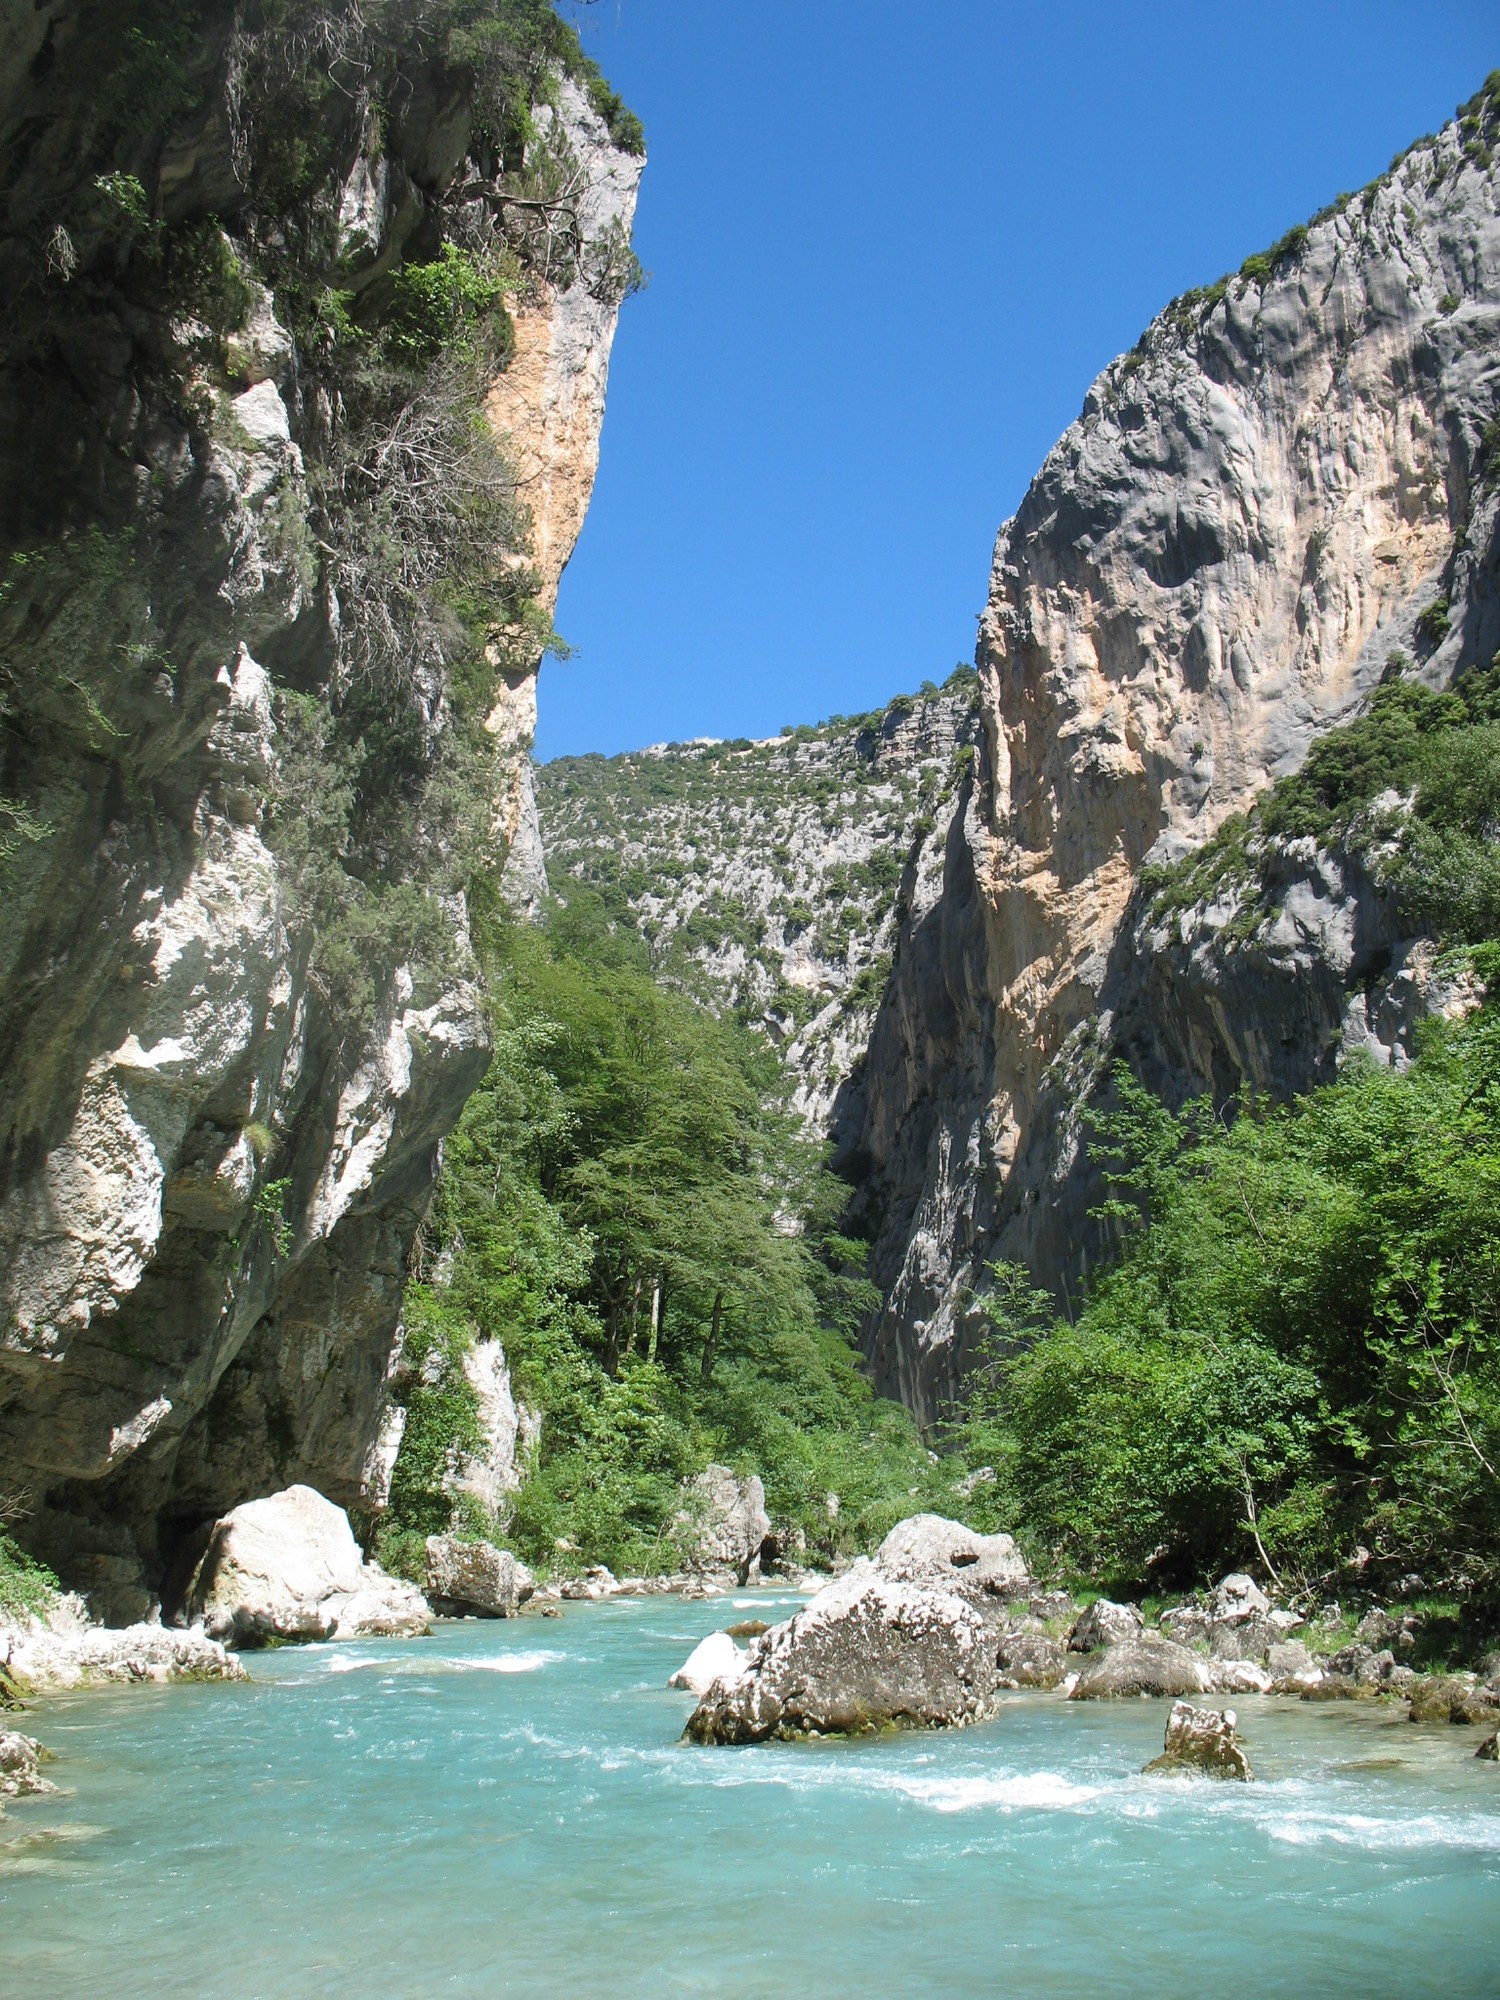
[3,11,1500,1992]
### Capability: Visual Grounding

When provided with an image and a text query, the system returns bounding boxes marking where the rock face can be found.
[684,1560,998,1743]
[443,1340,540,1527]
[537,684,981,1135]
[424,1535,533,1618]
[532,90,1500,1428]
[185,1486,429,1646]
[850,94,1500,1417]
[0,12,639,1608]
[673,1466,772,1581]
[1144,1700,1253,1781]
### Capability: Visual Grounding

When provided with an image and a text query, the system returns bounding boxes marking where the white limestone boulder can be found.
[0,1730,57,1804]
[1069,1598,1144,1652]
[673,1466,771,1580]
[668,1629,747,1696]
[185,1484,429,1646]
[685,1560,1000,1743]
[0,1594,247,1690]
[1144,1700,1253,1781]
[425,1535,534,1617]
[1068,1634,1213,1700]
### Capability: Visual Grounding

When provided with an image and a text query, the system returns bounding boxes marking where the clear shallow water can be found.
[5,1589,1500,1998]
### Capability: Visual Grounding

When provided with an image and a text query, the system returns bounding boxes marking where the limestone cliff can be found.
[537,684,980,1136]
[856,85,1500,1419]
[0,0,638,1617]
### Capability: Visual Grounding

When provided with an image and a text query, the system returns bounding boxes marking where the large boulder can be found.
[673,1466,771,1582]
[1144,1700,1253,1781]
[1267,1639,1317,1688]
[424,1536,534,1618]
[874,1515,1030,1607]
[1207,1616,1277,1662]
[185,1485,430,1646]
[1159,1603,1210,1646]
[1068,1599,1143,1652]
[685,1561,999,1743]
[1068,1634,1213,1700]
[668,1630,746,1696]
[996,1629,1068,1688]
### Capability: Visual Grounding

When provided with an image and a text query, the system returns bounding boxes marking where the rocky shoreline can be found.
[5,1490,1498,1840]
[671,1515,1500,1754]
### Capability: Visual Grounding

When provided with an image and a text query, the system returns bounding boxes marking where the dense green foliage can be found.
[376,894,947,1579]
[947,1005,1500,1604]
[0,1527,59,1622]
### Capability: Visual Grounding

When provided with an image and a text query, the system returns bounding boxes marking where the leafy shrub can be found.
[946,1014,1500,1597]
[0,1528,58,1621]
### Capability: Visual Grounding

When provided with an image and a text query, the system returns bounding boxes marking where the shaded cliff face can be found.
[856,91,1500,1420]
[537,685,980,1135]
[0,2,638,1617]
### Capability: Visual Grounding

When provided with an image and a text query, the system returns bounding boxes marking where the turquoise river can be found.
[3,1587,1499,1997]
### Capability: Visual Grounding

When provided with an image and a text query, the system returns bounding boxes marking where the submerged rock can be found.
[668,1630,746,1697]
[185,1485,430,1646]
[874,1515,1030,1607]
[1068,1599,1143,1653]
[1407,1675,1500,1726]
[1144,1700,1253,1781]
[424,1536,534,1618]
[673,1467,772,1583]
[684,1562,998,1743]
[1069,1635,1212,1700]
[1476,1732,1498,1761]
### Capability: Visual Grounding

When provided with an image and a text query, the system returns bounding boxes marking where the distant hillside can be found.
[535,671,981,1131]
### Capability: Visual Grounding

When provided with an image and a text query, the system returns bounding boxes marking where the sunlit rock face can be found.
[853,109,1500,1419]
[0,9,637,1612]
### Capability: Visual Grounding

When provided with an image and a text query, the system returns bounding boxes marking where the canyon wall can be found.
[540,87,1500,1431]
[0,2,638,1616]
[855,93,1500,1419]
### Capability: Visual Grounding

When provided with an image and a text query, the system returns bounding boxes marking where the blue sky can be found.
[537,0,1496,761]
